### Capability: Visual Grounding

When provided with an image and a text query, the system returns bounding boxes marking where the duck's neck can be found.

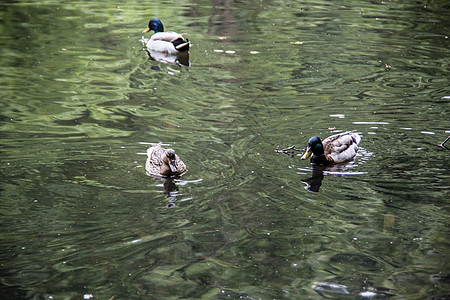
[154,23,164,34]
[160,162,175,176]
[311,153,334,165]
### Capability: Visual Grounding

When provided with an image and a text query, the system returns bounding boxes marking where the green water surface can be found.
[1,0,449,299]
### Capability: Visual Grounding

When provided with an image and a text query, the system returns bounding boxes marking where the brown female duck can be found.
[146,143,187,177]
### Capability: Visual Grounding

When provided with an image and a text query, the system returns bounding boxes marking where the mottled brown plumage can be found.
[146,143,186,177]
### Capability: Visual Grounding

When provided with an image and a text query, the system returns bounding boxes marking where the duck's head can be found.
[301,136,324,160]
[143,18,164,34]
[164,148,178,173]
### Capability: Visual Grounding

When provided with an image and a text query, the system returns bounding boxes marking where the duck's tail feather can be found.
[172,38,190,52]
[351,132,362,145]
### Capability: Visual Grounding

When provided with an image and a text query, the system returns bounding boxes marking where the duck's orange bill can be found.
[142,27,150,33]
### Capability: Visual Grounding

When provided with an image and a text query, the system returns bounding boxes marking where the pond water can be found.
[1,0,449,299]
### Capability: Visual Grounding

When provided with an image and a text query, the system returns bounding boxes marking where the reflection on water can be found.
[1,0,449,299]
[141,37,191,67]
[299,160,368,192]
[148,175,181,208]
[440,135,450,150]
[312,281,350,295]
[148,174,201,208]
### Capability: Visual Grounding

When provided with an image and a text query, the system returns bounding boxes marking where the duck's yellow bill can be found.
[142,27,150,33]
[301,148,312,160]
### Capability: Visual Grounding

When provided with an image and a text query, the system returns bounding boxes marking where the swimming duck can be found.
[142,18,190,54]
[146,143,187,177]
[301,131,361,165]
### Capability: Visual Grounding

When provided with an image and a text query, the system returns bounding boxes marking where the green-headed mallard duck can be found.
[301,131,361,165]
[142,18,190,54]
[146,143,187,177]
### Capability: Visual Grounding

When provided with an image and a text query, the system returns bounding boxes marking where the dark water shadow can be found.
[297,146,373,192]
[146,173,201,208]
[299,163,367,192]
